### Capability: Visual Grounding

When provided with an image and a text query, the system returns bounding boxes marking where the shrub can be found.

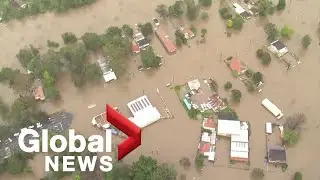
[47,40,59,48]
[245,69,254,78]
[200,11,209,20]
[219,8,232,19]
[224,82,232,90]
[301,35,311,48]
[261,52,271,65]
[231,89,242,102]
[176,38,183,47]
[227,19,233,28]
[251,168,264,180]
[256,49,264,58]
[179,157,191,169]
[190,24,197,35]
[284,130,299,145]
[61,32,77,44]
[232,15,244,30]
[294,172,302,180]
[195,154,205,170]
[199,0,212,7]
[277,0,286,10]
[280,25,294,38]
[252,72,263,84]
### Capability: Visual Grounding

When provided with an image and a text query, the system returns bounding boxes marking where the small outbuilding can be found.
[268,40,289,57]
[268,145,286,164]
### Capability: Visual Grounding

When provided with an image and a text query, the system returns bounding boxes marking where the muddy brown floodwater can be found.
[0,0,320,179]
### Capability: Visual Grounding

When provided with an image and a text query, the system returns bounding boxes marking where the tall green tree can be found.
[185,0,199,21]
[141,22,154,37]
[258,0,275,16]
[141,47,161,68]
[81,32,103,51]
[43,70,55,87]
[280,25,294,38]
[301,35,311,48]
[168,1,184,18]
[199,0,212,7]
[277,0,286,10]
[231,89,242,102]
[16,45,39,68]
[61,32,77,44]
[131,156,158,180]
[156,4,169,19]
[264,23,279,42]
[122,24,134,37]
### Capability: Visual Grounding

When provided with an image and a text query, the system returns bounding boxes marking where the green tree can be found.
[226,19,233,28]
[84,64,102,82]
[301,35,311,48]
[251,168,264,180]
[44,86,61,100]
[61,32,77,44]
[151,163,177,180]
[43,70,55,87]
[27,56,42,77]
[261,52,271,65]
[218,107,238,120]
[232,15,244,30]
[10,96,38,126]
[141,47,161,68]
[284,129,299,145]
[185,0,199,21]
[294,172,302,180]
[105,26,123,37]
[156,4,169,19]
[252,72,263,84]
[47,40,60,48]
[175,30,187,45]
[219,7,232,19]
[141,22,154,37]
[122,24,134,37]
[16,45,39,68]
[7,152,33,175]
[131,156,158,180]
[176,37,183,47]
[81,32,103,51]
[231,89,242,102]
[224,82,232,90]
[105,163,132,180]
[41,49,63,77]
[258,0,275,16]
[200,11,209,21]
[201,28,208,36]
[199,0,212,7]
[264,23,279,42]
[168,1,184,18]
[256,49,264,58]
[179,157,191,169]
[280,25,294,38]
[195,154,205,170]
[0,98,9,119]
[277,0,286,10]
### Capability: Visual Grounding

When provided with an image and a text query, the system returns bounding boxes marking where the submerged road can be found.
[0,110,73,159]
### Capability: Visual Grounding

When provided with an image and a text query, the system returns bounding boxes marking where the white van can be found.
[261,98,284,119]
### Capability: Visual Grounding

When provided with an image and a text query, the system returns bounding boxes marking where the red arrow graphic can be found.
[106,104,141,161]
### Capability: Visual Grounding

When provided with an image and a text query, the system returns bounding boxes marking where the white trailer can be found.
[262,98,284,120]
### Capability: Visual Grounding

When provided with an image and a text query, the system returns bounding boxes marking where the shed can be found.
[266,122,272,134]
[268,145,286,163]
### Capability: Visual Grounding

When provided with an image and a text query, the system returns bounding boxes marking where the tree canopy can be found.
[156,4,169,19]
[252,72,263,84]
[301,35,311,48]
[168,1,184,18]
[141,22,154,37]
[232,15,245,30]
[61,32,78,44]
[264,23,279,42]
[231,89,242,103]
[81,32,103,51]
[277,0,286,10]
[199,0,212,7]
[280,25,294,38]
[141,47,162,68]
[258,0,275,16]
[185,0,199,21]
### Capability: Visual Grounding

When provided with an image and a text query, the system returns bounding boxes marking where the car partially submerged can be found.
[152,18,160,26]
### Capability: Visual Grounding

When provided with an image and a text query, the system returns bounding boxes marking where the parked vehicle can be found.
[153,18,160,26]
[261,98,284,119]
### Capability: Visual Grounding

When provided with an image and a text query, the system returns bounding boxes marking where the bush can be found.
[294,172,302,180]
[284,130,299,145]
[245,69,254,78]
[185,0,199,21]
[176,38,183,47]
[301,35,311,48]
[47,40,59,48]
[227,19,233,28]
[195,154,205,170]
[201,28,208,36]
[261,52,271,65]
[199,0,212,7]
[277,0,286,10]
[280,25,294,38]
[224,82,232,90]
[252,72,263,84]
[232,15,244,30]
[200,11,209,20]
[256,49,264,58]
[141,22,154,37]
[246,82,255,92]
[251,168,264,180]
[231,89,242,103]
[190,24,197,35]
[61,32,77,44]
[179,157,191,169]
[219,8,232,19]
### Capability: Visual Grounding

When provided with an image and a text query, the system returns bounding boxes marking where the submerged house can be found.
[267,145,286,164]
[268,40,289,57]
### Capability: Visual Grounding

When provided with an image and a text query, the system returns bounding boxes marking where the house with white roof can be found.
[268,40,289,57]
[218,120,250,162]
[127,95,161,128]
